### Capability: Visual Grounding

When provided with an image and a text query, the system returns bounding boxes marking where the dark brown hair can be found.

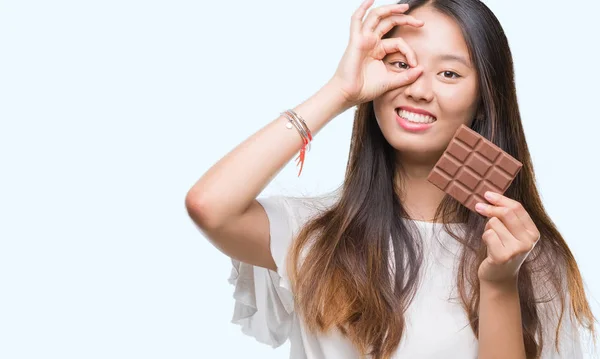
[287,1,597,358]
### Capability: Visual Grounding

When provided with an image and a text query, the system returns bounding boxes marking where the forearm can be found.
[478,280,527,359]
[186,80,350,228]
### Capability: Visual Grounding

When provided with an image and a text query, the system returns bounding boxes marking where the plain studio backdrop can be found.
[1,0,599,358]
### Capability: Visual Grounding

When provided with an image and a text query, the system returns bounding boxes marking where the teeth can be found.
[397,109,436,124]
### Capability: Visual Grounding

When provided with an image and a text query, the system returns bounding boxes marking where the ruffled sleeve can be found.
[228,195,297,348]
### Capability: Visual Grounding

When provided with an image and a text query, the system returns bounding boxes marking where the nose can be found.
[403,72,433,103]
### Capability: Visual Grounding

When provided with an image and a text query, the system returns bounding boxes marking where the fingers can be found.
[362,3,409,34]
[485,217,513,246]
[375,38,423,90]
[373,14,424,38]
[485,217,534,256]
[351,0,375,36]
[477,202,527,242]
[483,191,540,238]
[476,192,540,244]
[388,66,423,90]
[377,37,417,65]
[482,227,509,263]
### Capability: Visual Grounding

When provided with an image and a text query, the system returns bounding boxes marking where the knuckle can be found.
[525,242,535,252]
[513,202,524,211]
[500,207,511,217]
[378,18,391,30]
[372,8,384,20]
[519,242,534,253]
[390,16,403,25]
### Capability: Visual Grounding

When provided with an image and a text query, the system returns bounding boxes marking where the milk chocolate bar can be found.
[427,124,523,213]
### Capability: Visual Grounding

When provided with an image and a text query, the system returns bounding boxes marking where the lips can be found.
[396,106,437,119]
[394,107,437,132]
[395,108,437,124]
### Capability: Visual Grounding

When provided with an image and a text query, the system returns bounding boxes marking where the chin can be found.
[382,127,448,161]
[394,141,443,158]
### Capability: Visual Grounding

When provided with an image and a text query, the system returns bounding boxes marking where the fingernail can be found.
[484,191,497,200]
[475,203,487,211]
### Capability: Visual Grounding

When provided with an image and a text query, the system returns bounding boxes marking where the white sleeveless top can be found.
[227,195,584,358]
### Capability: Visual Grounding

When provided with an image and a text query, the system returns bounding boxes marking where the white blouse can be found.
[228,195,584,358]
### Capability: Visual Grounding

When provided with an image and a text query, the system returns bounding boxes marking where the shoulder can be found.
[256,189,340,271]
[257,189,340,231]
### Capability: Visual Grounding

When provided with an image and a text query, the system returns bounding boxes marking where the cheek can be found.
[436,82,479,118]
[372,93,396,124]
[372,99,384,124]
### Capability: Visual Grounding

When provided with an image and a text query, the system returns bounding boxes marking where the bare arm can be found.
[473,185,548,358]
[185,0,425,271]
[478,278,527,359]
[185,81,350,270]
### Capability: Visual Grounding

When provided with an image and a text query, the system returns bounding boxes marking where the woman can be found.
[186,0,596,358]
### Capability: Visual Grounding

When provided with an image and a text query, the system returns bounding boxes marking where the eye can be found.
[390,61,410,70]
[441,71,461,79]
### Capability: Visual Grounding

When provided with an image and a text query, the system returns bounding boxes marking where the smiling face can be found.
[373,5,481,163]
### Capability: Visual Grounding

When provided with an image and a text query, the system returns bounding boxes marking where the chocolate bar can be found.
[427,124,523,213]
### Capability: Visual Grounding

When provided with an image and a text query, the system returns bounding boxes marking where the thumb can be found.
[388,66,423,90]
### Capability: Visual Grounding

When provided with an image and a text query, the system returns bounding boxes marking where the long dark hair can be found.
[287,1,597,358]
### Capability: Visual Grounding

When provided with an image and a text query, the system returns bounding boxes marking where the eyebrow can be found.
[437,54,471,68]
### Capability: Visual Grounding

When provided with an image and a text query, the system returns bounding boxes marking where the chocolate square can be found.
[427,124,523,213]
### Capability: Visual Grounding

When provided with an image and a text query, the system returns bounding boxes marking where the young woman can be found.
[186,0,597,358]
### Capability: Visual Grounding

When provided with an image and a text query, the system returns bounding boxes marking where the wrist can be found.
[323,78,355,111]
[291,79,353,137]
[480,278,519,297]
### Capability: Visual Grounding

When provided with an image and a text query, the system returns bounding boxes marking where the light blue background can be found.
[1,0,598,358]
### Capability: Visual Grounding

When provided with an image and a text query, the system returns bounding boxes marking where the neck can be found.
[395,152,448,223]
